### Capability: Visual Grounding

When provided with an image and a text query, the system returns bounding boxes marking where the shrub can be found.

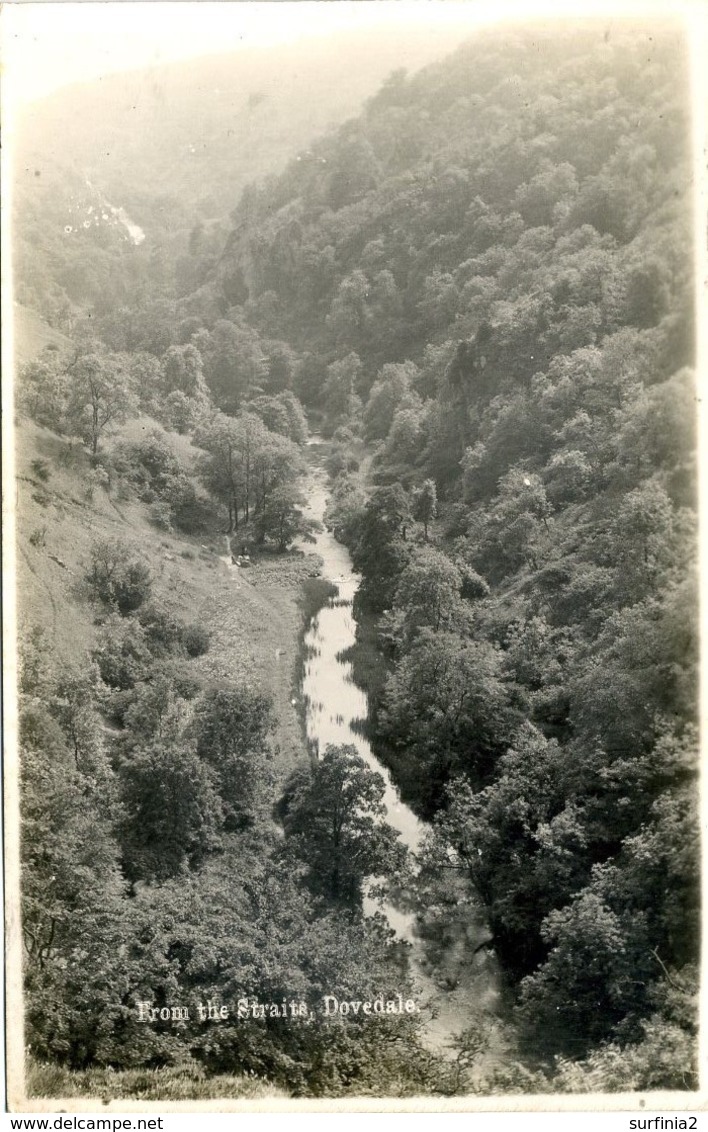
[111,433,198,529]
[135,606,211,658]
[182,624,212,658]
[29,527,47,548]
[112,560,152,614]
[170,493,213,535]
[149,500,174,531]
[84,466,110,502]
[137,603,185,655]
[92,617,153,691]
[87,539,152,615]
[30,458,51,483]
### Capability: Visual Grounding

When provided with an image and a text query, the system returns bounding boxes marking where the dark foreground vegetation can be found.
[14,21,698,1096]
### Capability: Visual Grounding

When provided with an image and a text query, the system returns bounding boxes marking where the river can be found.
[297,445,502,1055]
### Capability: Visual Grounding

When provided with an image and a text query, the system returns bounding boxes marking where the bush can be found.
[29,527,47,548]
[182,624,212,658]
[137,603,186,655]
[112,560,152,614]
[92,618,153,691]
[87,539,153,615]
[170,494,216,535]
[149,500,174,531]
[136,606,211,658]
[30,458,51,483]
[111,433,198,529]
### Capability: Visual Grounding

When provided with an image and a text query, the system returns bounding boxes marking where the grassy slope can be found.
[15,416,315,775]
[12,303,73,365]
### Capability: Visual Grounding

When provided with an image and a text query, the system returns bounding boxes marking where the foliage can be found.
[111,430,199,529]
[281,744,407,905]
[86,539,153,615]
[351,484,411,613]
[323,352,363,435]
[411,479,437,540]
[65,351,138,455]
[388,545,466,644]
[253,482,311,551]
[182,623,212,658]
[27,1060,284,1101]
[191,684,275,829]
[379,632,522,812]
[119,739,224,880]
[195,410,305,534]
[17,353,69,430]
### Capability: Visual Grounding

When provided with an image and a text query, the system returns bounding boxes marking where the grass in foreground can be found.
[26,1059,287,1102]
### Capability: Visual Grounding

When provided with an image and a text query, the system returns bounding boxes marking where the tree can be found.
[512,160,579,227]
[326,133,380,211]
[17,351,68,430]
[192,684,275,829]
[379,630,521,810]
[251,429,306,526]
[323,353,363,435]
[324,472,367,545]
[159,343,207,397]
[19,690,127,1059]
[390,546,464,644]
[196,411,266,531]
[427,727,590,973]
[51,671,107,777]
[196,411,244,531]
[195,319,268,413]
[65,352,137,456]
[515,891,653,1052]
[263,340,297,394]
[197,411,304,532]
[248,395,292,440]
[282,745,406,905]
[381,406,425,472]
[475,468,553,579]
[120,739,224,881]
[412,479,437,541]
[352,484,411,613]
[276,390,309,445]
[363,361,420,442]
[253,482,311,551]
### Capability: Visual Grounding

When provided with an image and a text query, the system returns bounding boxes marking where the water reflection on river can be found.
[299,469,425,854]
[297,448,502,1053]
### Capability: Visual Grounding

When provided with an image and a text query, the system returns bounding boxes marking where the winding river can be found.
[297,445,502,1054]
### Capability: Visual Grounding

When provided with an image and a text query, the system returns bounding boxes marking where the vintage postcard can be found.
[2,0,705,1116]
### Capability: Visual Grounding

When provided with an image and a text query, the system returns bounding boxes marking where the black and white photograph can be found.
[2,0,704,1113]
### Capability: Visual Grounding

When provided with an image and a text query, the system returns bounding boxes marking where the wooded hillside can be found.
[193,22,698,1084]
[12,19,699,1098]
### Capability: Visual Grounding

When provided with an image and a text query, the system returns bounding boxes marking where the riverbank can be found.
[15,418,320,800]
[294,440,508,1063]
[205,547,325,778]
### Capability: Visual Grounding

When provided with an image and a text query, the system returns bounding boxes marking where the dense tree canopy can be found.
[281,744,407,905]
